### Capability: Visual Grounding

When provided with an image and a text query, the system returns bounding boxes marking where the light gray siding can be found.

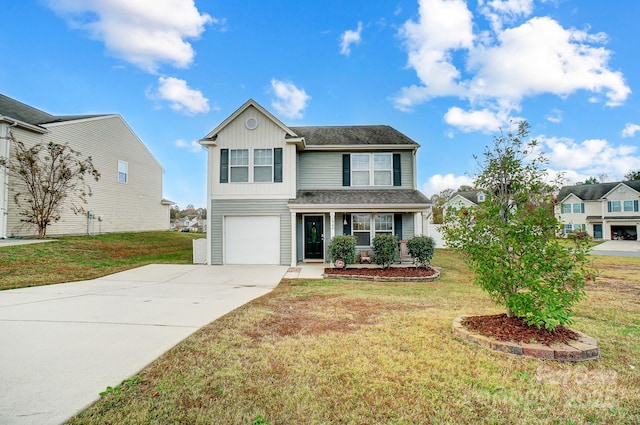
[210,198,291,265]
[402,213,415,240]
[297,150,415,190]
[5,117,169,237]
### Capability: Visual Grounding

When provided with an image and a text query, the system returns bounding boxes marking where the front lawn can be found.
[69,250,640,425]
[0,231,204,290]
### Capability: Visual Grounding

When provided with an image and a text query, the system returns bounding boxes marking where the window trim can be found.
[253,148,274,183]
[350,153,393,187]
[117,160,128,184]
[351,213,394,246]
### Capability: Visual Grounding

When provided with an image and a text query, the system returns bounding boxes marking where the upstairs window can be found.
[623,200,639,212]
[254,149,273,183]
[572,203,584,213]
[118,160,128,184]
[351,153,392,187]
[608,201,621,213]
[229,149,249,183]
[561,203,572,214]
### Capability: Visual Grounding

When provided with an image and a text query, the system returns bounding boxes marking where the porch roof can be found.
[289,189,430,210]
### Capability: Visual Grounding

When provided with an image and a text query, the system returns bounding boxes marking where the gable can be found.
[602,182,640,200]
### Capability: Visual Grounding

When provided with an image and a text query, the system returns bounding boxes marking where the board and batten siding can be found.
[209,198,291,265]
[5,117,169,237]
[209,106,297,199]
[297,150,415,190]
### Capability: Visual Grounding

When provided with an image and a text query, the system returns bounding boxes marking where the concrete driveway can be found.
[0,264,288,425]
[590,240,640,257]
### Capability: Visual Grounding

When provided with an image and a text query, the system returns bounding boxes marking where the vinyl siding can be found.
[5,117,169,237]
[209,106,297,198]
[209,198,291,265]
[297,150,415,190]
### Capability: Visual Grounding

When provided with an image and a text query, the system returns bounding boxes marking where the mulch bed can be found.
[462,313,579,345]
[324,267,438,278]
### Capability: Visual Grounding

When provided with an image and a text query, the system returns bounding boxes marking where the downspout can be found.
[0,120,17,239]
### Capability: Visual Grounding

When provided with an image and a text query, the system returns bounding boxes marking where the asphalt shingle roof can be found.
[0,93,105,127]
[288,125,419,147]
[558,181,640,201]
[289,189,430,206]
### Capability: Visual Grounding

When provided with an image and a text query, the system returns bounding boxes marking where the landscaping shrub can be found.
[372,234,398,269]
[328,235,357,268]
[406,236,436,268]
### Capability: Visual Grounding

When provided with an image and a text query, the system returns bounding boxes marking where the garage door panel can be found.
[225,216,280,264]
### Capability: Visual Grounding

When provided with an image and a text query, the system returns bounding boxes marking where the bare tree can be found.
[624,169,640,181]
[0,133,100,238]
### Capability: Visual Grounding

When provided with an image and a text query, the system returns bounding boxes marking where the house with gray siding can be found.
[200,99,430,266]
[556,180,640,240]
[0,94,171,238]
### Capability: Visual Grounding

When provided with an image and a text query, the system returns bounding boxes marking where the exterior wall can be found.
[5,117,169,237]
[209,198,291,265]
[208,106,296,199]
[297,150,415,190]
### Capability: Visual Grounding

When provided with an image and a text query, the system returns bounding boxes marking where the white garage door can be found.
[224,215,280,264]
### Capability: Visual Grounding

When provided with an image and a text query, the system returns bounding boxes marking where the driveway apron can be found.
[0,264,287,425]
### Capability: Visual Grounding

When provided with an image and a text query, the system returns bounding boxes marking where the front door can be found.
[304,216,324,260]
[593,224,603,239]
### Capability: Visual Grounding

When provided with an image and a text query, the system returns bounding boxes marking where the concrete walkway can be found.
[0,264,288,425]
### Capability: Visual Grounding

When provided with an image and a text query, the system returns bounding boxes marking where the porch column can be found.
[290,212,297,266]
[329,211,335,240]
[415,212,423,236]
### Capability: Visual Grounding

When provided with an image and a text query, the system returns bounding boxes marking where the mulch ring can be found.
[462,313,579,346]
[323,266,440,282]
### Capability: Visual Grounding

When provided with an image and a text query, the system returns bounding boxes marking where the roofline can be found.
[288,203,429,211]
[601,182,640,199]
[41,114,117,128]
[200,99,297,143]
[300,144,418,151]
[0,116,48,134]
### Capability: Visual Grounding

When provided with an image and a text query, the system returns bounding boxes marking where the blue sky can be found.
[2,0,639,208]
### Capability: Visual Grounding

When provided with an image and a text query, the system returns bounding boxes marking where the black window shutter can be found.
[343,214,351,235]
[220,149,229,183]
[393,153,401,186]
[607,201,612,213]
[274,148,283,183]
[635,200,639,212]
[394,213,403,239]
[342,154,350,186]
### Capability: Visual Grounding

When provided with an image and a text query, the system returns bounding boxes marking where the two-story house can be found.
[557,180,640,240]
[0,93,171,238]
[200,99,430,266]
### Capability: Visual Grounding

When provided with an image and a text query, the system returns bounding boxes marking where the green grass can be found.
[67,249,640,425]
[0,231,204,290]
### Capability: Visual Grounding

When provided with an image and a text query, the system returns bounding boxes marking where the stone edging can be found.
[323,268,440,282]
[452,316,600,362]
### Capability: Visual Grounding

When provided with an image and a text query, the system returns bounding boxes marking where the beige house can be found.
[0,94,171,238]
[556,181,640,240]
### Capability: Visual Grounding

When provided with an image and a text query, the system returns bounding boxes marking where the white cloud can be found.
[621,123,640,138]
[444,107,505,133]
[46,0,214,72]
[175,139,203,153]
[540,135,640,182]
[270,79,311,119]
[546,108,562,124]
[153,77,209,114]
[395,0,630,131]
[422,173,474,197]
[340,22,363,56]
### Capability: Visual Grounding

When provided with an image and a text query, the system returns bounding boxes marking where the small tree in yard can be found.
[372,234,398,269]
[328,235,357,268]
[407,236,436,268]
[441,121,594,331]
[0,134,100,238]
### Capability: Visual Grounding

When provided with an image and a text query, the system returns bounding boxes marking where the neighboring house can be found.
[0,94,172,238]
[200,99,430,265]
[445,190,485,210]
[556,181,640,240]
